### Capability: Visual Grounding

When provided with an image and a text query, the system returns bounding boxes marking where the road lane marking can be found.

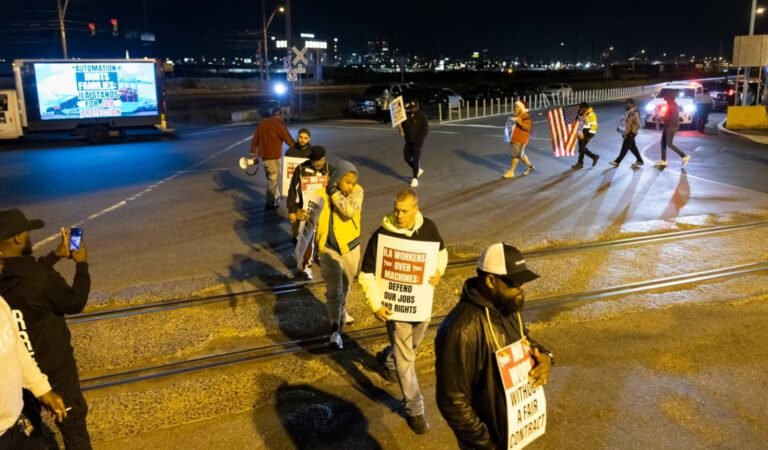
[33,135,253,249]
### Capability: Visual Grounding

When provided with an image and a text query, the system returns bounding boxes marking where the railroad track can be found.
[78,221,768,391]
[70,220,768,325]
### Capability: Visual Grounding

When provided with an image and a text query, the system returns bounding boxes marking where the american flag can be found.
[547,105,581,157]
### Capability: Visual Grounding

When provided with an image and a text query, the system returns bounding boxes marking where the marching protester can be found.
[400,101,429,187]
[249,108,296,210]
[503,101,536,178]
[284,128,312,159]
[1,290,68,450]
[610,98,644,168]
[435,243,553,449]
[316,161,364,348]
[0,209,92,449]
[287,146,332,279]
[655,92,691,168]
[572,101,600,169]
[358,189,448,434]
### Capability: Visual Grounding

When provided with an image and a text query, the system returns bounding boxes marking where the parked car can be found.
[644,81,702,128]
[462,83,511,103]
[702,80,735,111]
[347,83,412,119]
[541,83,573,98]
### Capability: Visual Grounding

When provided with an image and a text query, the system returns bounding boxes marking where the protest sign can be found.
[294,191,324,268]
[375,234,439,322]
[300,174,328,195]
[495,338,547,449]
[281,156,308,197]
[390,96,407,128]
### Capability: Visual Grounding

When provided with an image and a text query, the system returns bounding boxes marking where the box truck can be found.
[0,59,172,143]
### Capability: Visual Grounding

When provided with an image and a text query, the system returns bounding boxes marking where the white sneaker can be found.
[523,166,535,176]
[502,169,515,179]
[654,160,668,167]
[410,178,419,187]
[344,311,355,325]
[329,331,343,349]
[302,266,313,280]
[417,168,424,177]
[681,155,691,167]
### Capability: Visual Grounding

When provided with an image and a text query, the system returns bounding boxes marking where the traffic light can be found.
[88,23,96,36]
[110,18,118,36]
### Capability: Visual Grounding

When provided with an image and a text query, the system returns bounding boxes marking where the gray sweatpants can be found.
[319,247,360,331]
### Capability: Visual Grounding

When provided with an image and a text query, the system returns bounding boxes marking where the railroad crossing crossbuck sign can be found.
[292,46,308,66]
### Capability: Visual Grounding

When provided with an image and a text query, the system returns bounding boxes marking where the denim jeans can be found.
[384,320,430,417]
[319,247,360,332]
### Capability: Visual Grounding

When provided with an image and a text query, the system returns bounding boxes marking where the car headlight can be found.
[683,104,696,113]
[645,103,655,112]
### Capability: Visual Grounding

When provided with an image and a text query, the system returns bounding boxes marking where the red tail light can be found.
[659,104,668,117]
[728,89,734,95]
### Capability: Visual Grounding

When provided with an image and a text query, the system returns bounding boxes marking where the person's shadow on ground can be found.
[270,383,383,450]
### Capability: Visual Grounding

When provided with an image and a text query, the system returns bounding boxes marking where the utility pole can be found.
[741,0,758,105]
[56,0,71,59]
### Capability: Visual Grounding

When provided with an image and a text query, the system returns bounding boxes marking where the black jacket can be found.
[286,161,332,214]
[402,110,429,145]
[0,254,90,380]
[435,278,549,450]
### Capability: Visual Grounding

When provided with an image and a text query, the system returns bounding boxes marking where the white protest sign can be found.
[300,174,328,195]
[495,338,547,449]
[294,191,324,269]
[281,156,308,197]
[375,234,439,322]
[390,96,407,128]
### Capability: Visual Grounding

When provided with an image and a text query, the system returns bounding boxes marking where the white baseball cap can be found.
[477,243,540,285]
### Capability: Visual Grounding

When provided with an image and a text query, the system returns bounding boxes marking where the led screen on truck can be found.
[33,62,159,121]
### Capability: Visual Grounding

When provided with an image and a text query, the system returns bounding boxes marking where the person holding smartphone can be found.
[0,209,92,449]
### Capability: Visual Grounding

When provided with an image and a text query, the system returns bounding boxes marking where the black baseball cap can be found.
[477,243,540,286]
[0,209,45,241]
[309,145,326,161]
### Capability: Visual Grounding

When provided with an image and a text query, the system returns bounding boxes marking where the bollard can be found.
[483,99,486,117]
[439,103,443,123]
[475,100,478,118]
[505,97,508,113]
[466,101,469,119]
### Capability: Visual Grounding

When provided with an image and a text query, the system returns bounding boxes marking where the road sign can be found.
[295,63,307,74]
[287,70,298,82]
[283,56,292,71]
[292,46,309,66]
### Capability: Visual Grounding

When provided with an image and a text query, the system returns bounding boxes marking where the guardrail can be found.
[438,83,668,123]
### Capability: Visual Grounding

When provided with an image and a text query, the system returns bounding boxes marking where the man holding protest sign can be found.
[435,243,553,450]
[287,146,331,279]
[358,189,448,434]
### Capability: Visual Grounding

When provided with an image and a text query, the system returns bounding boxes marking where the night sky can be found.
[1,0,761,61]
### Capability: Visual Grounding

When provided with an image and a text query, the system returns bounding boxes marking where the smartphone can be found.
[69,228,83,252]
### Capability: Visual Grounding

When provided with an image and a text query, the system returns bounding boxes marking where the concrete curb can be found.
[717,119,768,145]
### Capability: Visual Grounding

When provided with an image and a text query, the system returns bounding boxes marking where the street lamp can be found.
[631,49,645,72]
[262,2,284,81]
[56,0,71,58]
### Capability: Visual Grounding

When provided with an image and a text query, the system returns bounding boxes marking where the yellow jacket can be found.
[581,108,598,134]
[316,185,364,255]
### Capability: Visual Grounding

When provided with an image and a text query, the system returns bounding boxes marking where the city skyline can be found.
[2,0,761,61]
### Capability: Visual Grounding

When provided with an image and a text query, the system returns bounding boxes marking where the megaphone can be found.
[238,156,259,176]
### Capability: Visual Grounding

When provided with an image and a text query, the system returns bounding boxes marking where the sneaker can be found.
[410,178,419,187]
[609,160,619,167]
[523,165,535,176]
[302,266,313,280]
[591,154,600,166]
[417,168,424,177]
[344,311,355,326]
[571,162,583,170]
[654,160,668,167]
[503,169,515,179]
[376,350,398,382]
[329,331,343,349]
[631,160,645,169]
[681,155,691,167]
[406,414,430,434]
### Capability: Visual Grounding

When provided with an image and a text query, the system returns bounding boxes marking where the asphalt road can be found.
[1,100,767,305]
